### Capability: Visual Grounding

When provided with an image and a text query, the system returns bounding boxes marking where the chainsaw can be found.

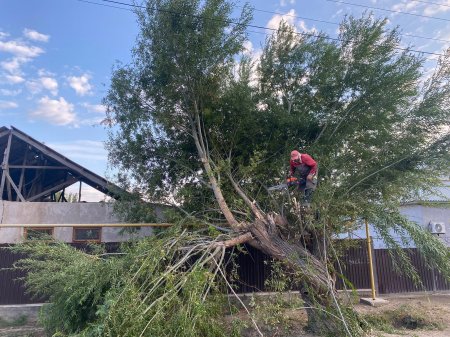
[267,176,303,192]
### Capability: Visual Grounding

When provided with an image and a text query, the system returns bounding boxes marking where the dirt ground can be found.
[1,292,450,336]
[236,292,450,337]
[358,293,450,337]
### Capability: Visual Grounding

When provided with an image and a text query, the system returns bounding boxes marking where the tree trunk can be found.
[190,114,366,336]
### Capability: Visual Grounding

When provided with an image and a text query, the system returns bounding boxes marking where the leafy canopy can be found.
[105,3,449,236]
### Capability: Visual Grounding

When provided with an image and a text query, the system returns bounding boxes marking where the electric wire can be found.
[411,0,450,8]
[77,0,133,11]
[76,0,448,58]
[235,4,450,44]
[325,0,450,23]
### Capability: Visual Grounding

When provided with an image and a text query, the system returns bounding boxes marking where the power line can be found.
[79,0,450,44]
[235,4,450,44]
[237,5,339,26]
[78,0,447,58]
[76,0,133,11]
[325,0,450,23]
[411,0,450,8]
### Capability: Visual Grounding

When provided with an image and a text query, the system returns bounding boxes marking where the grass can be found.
[363,304,446,333]
[0,315,28,328]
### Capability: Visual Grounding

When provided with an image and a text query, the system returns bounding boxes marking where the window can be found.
[25,227,54,240]
[73,227,102,242]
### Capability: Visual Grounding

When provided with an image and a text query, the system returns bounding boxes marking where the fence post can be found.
[370,236,380,294]
[365,219,377,300]
[431,266,437,292]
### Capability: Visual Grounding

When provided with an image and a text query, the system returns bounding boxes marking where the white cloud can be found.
[5,74,25,84]
[0,100,18,109]
[37,69,55,77]
[47,140,107,161]
[40,77,58,95]
[23,29,50,42]
[280,0,296,6]
[392,1,421,12]
[82,103,106,113]
[67,74,92,96]
[79,117,105,126]
[0,40,43,58]
[65,183,109,202]
[0,88,22,96]
[267,9,297,31]
[26,76,59,96]
[26,80,42,95]
[30,96,77,126]
[392,0,450,17]
[0,32,45,77]
[1,57,28,74]
[298,20,317,34]
[423,2,450,16]
[242,40,253,56]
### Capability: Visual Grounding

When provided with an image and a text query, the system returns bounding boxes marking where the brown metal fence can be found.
[1,241,450,304]
[0,244,33,305]
[226,244,273,293]
[375,249,450,294]
[0,243,120,305]
[334,240,373,291]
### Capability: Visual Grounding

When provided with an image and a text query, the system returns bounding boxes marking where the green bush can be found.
[11,229,237,336]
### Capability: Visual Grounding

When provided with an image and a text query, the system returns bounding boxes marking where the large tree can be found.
[14,1,450,336]
[102,0,450,335]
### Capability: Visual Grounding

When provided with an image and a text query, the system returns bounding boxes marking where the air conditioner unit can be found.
[429,222,446,235]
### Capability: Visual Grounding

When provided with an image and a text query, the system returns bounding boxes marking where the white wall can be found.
[0,201,155,243]
[340,204,450,249]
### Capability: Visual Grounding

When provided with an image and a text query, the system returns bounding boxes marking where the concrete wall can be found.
[0,201,155,243]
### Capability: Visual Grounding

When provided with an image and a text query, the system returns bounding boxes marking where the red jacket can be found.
[290,153,317,176]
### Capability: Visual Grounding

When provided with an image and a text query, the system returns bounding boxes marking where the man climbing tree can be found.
[289,150,318,205]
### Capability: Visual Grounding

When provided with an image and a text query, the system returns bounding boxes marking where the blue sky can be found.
[1,0,450,199]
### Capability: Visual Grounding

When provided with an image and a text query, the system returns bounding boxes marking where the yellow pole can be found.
[365,219,376,300]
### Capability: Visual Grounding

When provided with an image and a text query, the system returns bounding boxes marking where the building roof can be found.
[0,126,121,201]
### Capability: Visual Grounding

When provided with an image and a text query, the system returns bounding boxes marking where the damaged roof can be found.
[0,126,121,201]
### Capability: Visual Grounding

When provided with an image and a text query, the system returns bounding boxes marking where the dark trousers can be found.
[299,178,317,203]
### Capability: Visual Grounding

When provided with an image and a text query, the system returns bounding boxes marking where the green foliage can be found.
[105,0,449,248]
[264,260,291,292]
[11,241,115,334]
[104,0,252,208]
[11,229,237,337]
[101,0,450,335]
[247,293,302,334]
[0,315,28,328]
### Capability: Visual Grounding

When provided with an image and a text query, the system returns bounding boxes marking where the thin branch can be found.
[212,254,264,337]
[213,232,253,248]
[227,171,266,221]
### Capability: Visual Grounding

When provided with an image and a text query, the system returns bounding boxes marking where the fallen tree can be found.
[102,0,450,335]
[13,0,450,336]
